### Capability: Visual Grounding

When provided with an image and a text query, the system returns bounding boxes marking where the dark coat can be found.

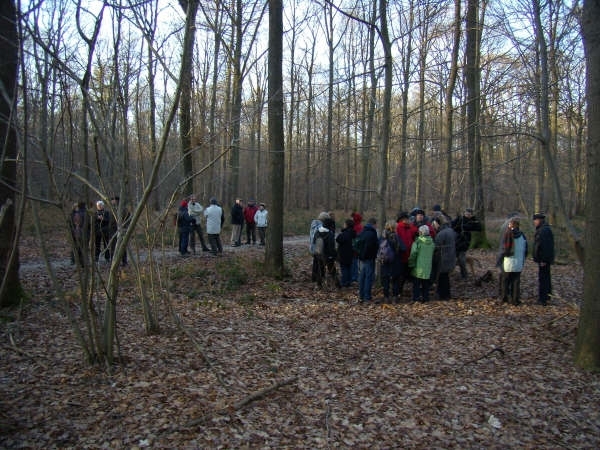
[336,226,356,266]
[177,205,194,231]
[358,223,379,261]
[452,214,482,251]
[434,224,457,273]
[231,203,244,225]
[534,222,555,264]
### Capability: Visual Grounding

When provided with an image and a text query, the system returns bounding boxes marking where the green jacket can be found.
[408,235,435,280]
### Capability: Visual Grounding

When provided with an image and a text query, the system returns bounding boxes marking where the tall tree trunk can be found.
[179,0,199,197]
[575,0,600,370]
[377,0,392,230]
[532,0,582,253]
[398,1,415,209]
[229,0,243,202]
[359,0,377,213]
[0,0,21,307]
[443,0,461,210]
[265,0,284,276]
[325,3,335,209]
[465,0,488,246]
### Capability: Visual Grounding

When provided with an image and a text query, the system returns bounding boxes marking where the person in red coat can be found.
[243,200,258,244]
[396,211,418,298]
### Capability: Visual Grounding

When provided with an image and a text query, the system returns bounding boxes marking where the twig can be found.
[5,334,49,369]
[184,376,298,428]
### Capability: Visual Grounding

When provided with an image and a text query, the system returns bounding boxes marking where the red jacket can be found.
[351,212,364,235]
[244,204,258,224]
[396,221,417,263]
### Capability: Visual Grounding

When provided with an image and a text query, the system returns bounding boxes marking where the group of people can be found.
[69,196,130,266]
[310,206,555,306]
[231,199,269,246]
[176,196,269,257]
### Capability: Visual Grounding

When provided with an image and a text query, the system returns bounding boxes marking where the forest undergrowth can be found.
[1,227,598,449]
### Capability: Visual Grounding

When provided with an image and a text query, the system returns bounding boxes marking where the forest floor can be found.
[1,232,598,449]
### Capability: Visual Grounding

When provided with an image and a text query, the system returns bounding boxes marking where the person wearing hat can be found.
[204,197,224,255]
[412,208,436,239]
[533,212,554,305]
[254,203,268,246]
[408,224,435,302]
[452,207,482,278]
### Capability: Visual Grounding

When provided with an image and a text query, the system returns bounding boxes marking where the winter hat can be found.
[318,211,330,221]
[533,212,546,220]
[180,200,188,208]
[210,197,218,205]
[418,225,430,236]
[432,204,441,212]
[96,200,104,208]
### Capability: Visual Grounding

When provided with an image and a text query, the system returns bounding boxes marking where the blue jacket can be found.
[358,223,379,261]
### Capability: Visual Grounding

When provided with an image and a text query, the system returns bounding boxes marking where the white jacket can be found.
[204,204,223,234]
[254,209,268,227]
[188,202,203,219]
[503,234,527,273]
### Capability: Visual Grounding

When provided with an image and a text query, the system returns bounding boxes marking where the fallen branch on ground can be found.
[184,376,298,428]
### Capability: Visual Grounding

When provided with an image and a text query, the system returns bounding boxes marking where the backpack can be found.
[352,235,364,255]
[377,238,395,264]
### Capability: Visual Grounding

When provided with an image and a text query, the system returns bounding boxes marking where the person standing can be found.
[379,221,406,304]
[230,198,244,246]
[254,203,268,245]
[336,219,356,288]
[356,217,378,303]
[243,200,258,244]
[452,207,482,278]
[500,217,528,305]
[177,199,194,256]
[70,202,89,266]
[350,211,364,283]
[204,197,224,255]
[408,225,435,302]
[395,211,417,297]
[533,212,554,305]
[310,211,329,282]
[188,195,210,253]
[433,216,456,301]
[94,200,111,262]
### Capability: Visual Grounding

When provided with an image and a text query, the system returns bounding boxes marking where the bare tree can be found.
[265,0,284,276]
[178,0,199,197]
[0,0,20,307]
[575,0,600,370]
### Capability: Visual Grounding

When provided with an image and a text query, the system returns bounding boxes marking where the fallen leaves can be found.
[1,238,596,448]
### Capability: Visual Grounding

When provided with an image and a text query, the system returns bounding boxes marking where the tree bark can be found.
[179,0,199,197]
[264,0,284,276]
[0,0,21,307]
[575,0,600,370]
